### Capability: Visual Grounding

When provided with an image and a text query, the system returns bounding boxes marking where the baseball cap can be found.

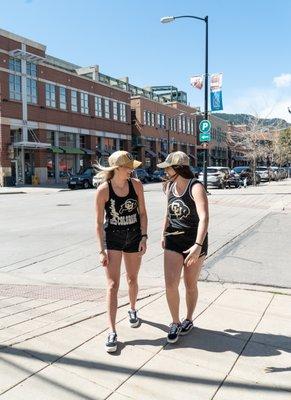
[157,151,190,169]
[96,151,142,171]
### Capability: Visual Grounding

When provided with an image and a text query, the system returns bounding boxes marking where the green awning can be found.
[50,146,64,154]
[61,147,85,155]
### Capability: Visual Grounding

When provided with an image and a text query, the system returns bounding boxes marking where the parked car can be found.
[269,166,280,181]
[68,167,95,189]
[198,166,231,189]
[232,166,261,185]
[151,170,166,182]
[278,167,288,179]
[190,166,202,178]
[256,166,271,182]
[228,171,240,188]
[92,174,102,188]
[283,166,291,178]
[135,168,150,183]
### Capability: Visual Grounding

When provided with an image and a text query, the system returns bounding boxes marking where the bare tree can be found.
[227,112,288,185]
[272,127,291,168]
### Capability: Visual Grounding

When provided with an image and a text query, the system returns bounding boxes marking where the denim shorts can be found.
[105,226,142,253]
[164,226,208,260]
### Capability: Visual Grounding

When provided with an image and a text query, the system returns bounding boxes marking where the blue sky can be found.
[1,0,291,121]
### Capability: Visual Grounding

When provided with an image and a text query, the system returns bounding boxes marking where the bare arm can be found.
[95,183,109,265]
[132,179,148,235]
[192,182,209,245]
[183,182,209,266]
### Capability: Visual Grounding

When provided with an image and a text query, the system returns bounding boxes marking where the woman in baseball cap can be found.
[157,151,209,344]
[95,151,148,353]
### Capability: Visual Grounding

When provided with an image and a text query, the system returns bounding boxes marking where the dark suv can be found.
[232,166,261,185]
[134,168,150,183]
[68,167,95,189]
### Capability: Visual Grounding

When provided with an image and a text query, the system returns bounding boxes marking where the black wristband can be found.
[141,234,148,239]
[195,242,203,247]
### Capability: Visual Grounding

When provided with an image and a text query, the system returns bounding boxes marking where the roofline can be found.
[0,28,46,51]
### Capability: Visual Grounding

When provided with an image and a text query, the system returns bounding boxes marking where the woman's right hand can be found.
[100,250,109,267]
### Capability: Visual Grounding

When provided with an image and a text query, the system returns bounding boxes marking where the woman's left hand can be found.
[183,244,201,267]
[138,238,147,256]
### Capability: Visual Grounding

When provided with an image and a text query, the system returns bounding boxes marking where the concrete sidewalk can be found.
[0,281,290,399]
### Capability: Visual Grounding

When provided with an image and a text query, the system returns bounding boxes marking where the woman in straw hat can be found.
[157,151,209,344]
[95,151,148,353]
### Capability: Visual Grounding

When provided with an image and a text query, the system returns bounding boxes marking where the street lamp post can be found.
[161,14,209,190]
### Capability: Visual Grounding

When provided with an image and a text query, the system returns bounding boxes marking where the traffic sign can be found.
[199,119,211,134]
[199,132,211,142]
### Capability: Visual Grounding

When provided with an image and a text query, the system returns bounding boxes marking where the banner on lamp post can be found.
[190,75,204,90]
[210,73,223,90]
[211,90,223,111]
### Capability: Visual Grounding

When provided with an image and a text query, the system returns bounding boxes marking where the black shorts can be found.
[164,227,208,259]
[105,226,142,253]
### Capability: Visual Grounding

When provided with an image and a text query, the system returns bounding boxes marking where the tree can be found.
[227,113,288,185]
[272,128,291,167]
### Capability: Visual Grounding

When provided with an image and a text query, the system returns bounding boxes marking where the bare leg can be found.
[183,256,205,321]
[104,250,122,332]
[164,250,184,323]
[123,251,142,310]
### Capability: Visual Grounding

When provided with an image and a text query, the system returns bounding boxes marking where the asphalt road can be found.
[1,180,291,290]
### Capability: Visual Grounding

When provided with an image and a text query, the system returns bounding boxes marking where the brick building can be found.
[131,96,198,169]
[0,28,132,185]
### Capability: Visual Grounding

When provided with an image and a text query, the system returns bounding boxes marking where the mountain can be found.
[213,113,290,128]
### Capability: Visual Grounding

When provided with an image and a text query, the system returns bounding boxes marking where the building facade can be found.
[131,96,198,170]
[0,28,132,186]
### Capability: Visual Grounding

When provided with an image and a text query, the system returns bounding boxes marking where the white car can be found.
[256,166,270,182]
[198,166,230,189]
[92,174,103,188]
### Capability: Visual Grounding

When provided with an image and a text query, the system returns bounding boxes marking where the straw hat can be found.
[95,151,142,171]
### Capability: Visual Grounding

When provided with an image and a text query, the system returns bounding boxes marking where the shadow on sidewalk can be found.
[125,325,291,361]
[1,342,290,398]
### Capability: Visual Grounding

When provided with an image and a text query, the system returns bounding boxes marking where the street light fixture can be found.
[160,14,209,190]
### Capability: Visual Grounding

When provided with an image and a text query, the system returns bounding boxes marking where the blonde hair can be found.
[93,163,115,183]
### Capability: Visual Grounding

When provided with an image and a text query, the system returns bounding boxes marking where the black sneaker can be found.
[167,323,182,343]
[128,309,139,328]
[180,319,193,336]
[105,332,117,353]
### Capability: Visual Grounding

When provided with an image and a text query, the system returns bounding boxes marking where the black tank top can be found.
[105,179,140,230]
[167,179,202,230]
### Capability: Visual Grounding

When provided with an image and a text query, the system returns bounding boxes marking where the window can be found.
[95,96,102,117]
[151,112,155,126]
[59,132,75,147]
[157,113,165,128]
[9,74,21,100]
[190,119,194,135]
[26,62,37,77]
[9,58,21,73]
[71,90,78,112]
[143,110,147,124]
[59,87,67,110]
[80,92,89,114]
[27,78,37,104]
[182,116,186,133]
[45,83,56,107]
[120,103,127,122]
[113,101,118,120]
[104,99,110,118]
[178,116,182,132]
[147,111,151,126]
[186,118,189,134]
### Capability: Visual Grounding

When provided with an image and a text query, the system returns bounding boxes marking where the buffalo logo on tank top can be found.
[168,199,190,220]
[109,198,138,226]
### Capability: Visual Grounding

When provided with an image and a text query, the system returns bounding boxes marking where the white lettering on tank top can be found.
[109,199,138,226]
[169,199,190,220]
